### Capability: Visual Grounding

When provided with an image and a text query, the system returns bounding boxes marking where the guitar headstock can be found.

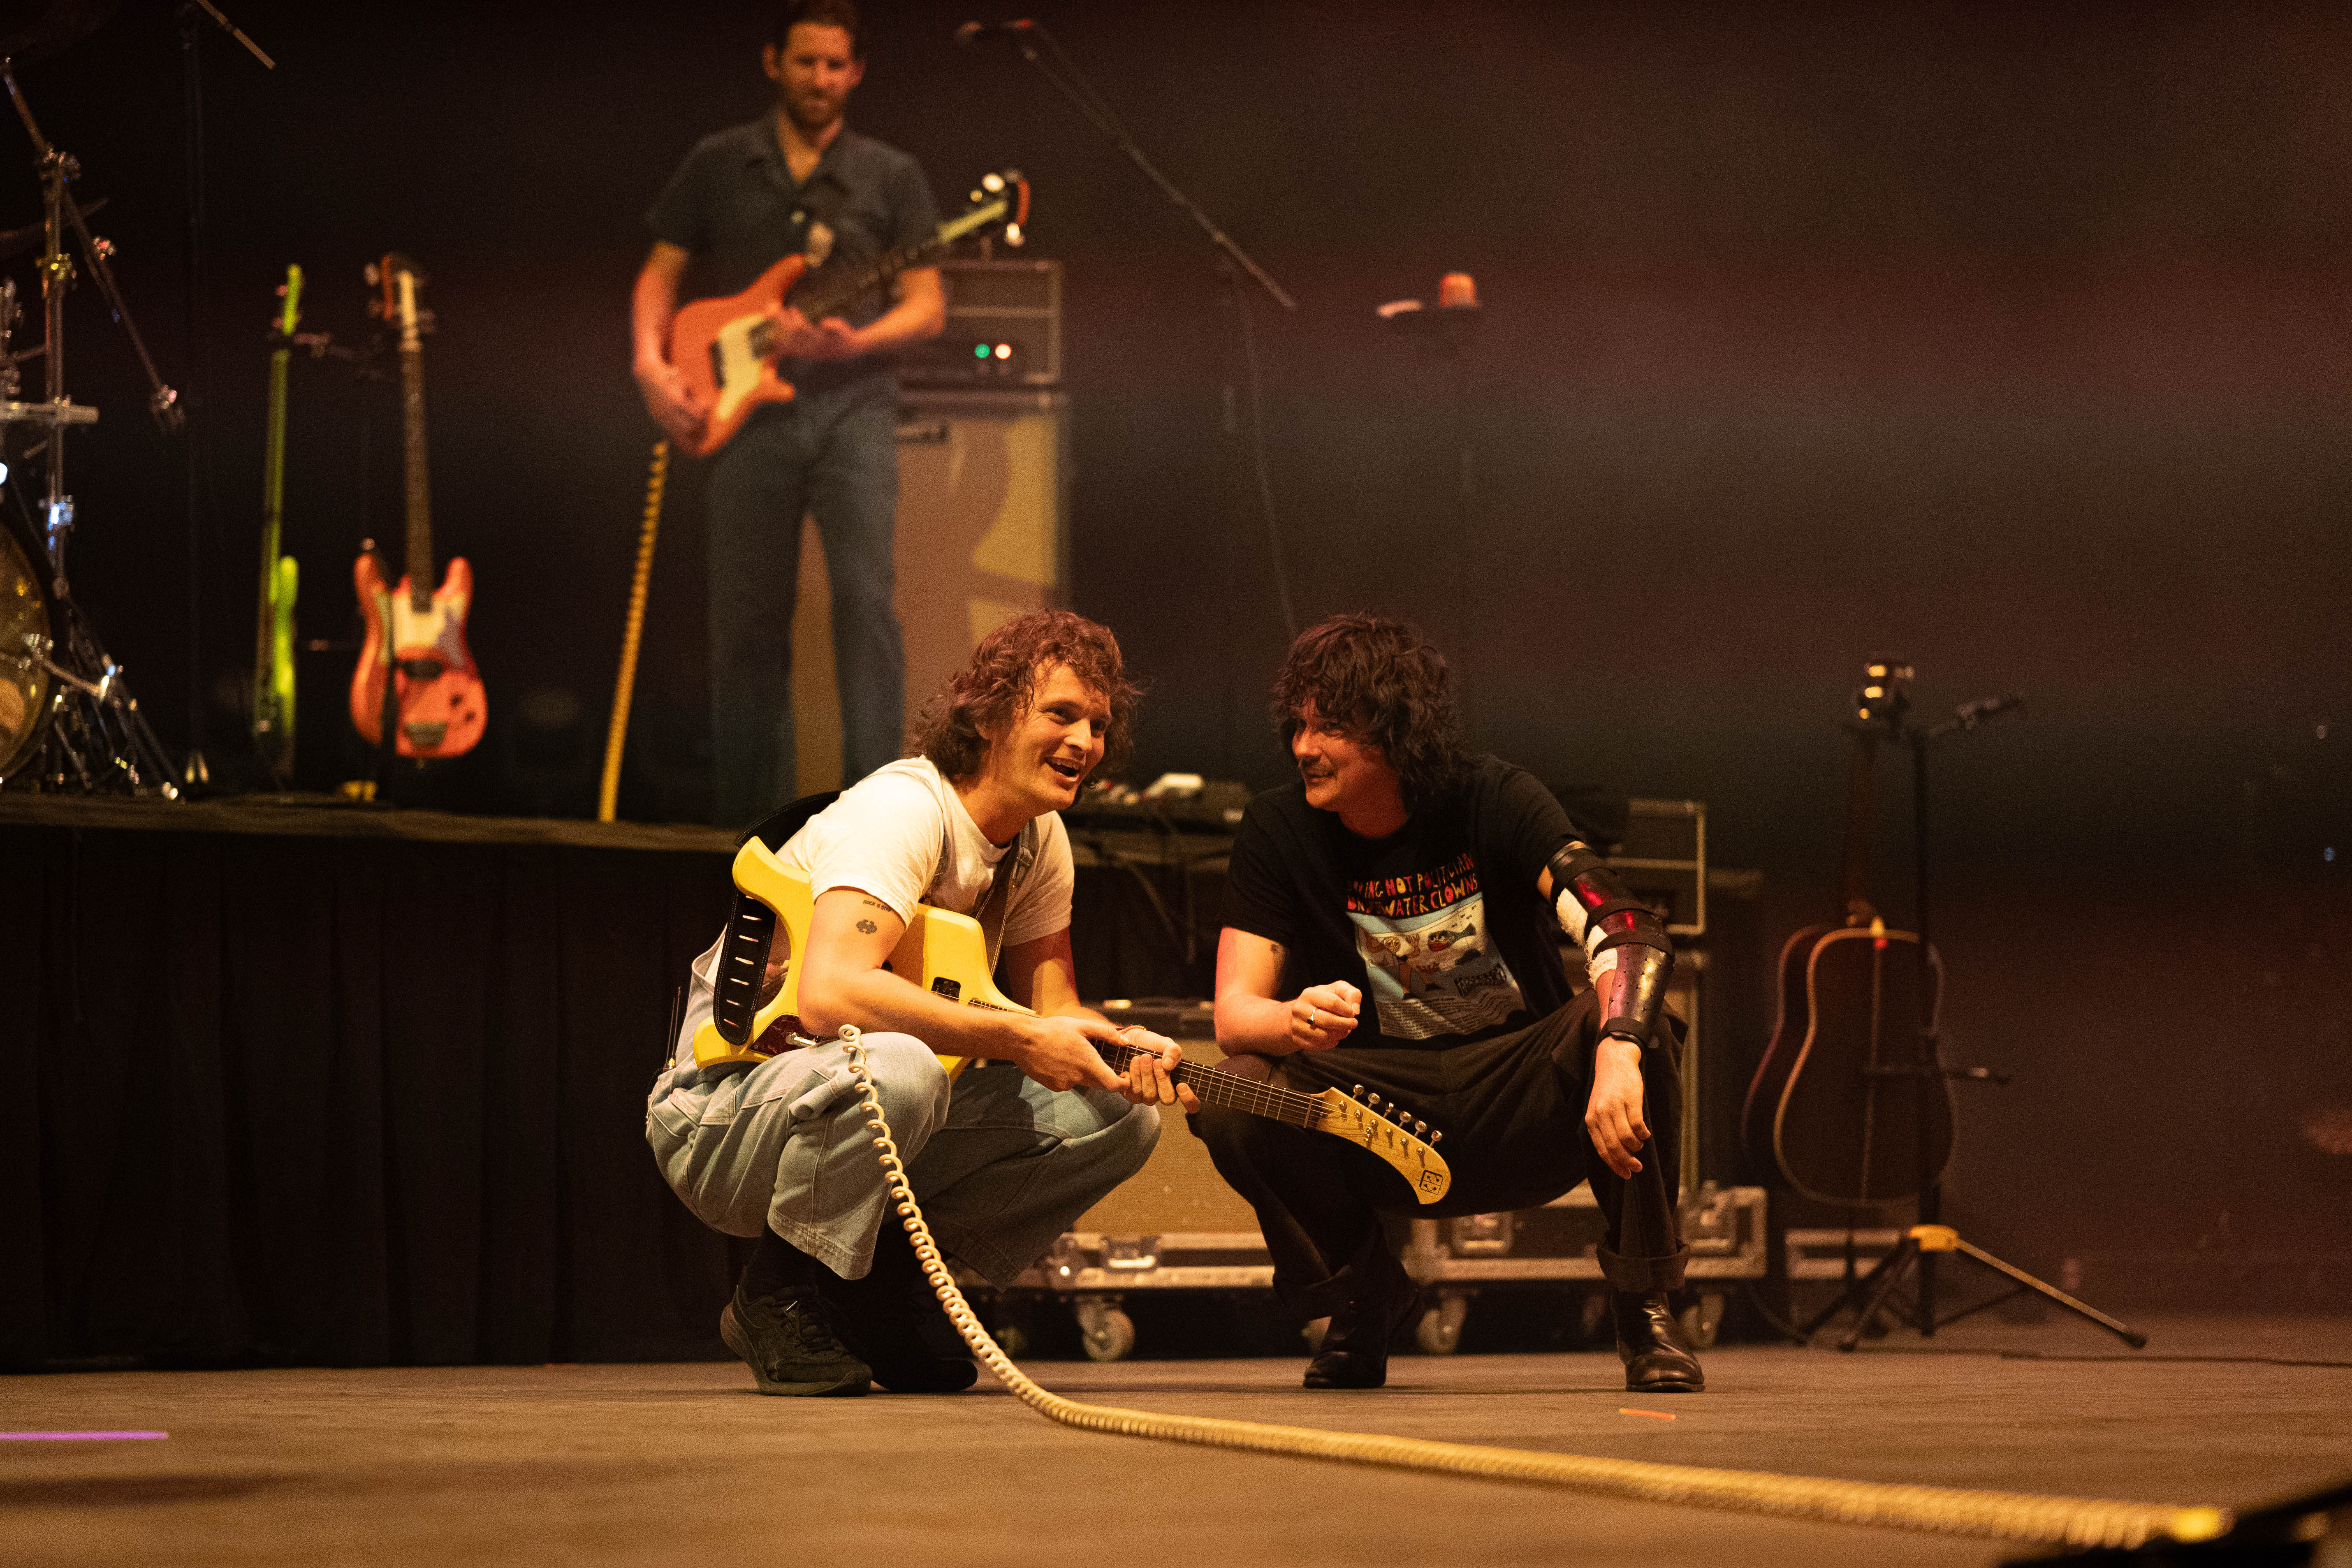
[944,169,1030,250]
[364,253,433,345]
[1314,1085,1450,1203]
[275,264,303,341]
[1856,656,1912,730]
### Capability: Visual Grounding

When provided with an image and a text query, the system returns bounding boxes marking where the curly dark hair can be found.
[1272,613,1469,813]
[913,609,1142,783]
[776,0,860,54]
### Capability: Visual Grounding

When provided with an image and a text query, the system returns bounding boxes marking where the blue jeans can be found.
[706,380,906,829]
[647,1034,1161,1286]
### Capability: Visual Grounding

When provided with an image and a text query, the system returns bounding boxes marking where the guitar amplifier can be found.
[899,258,1061,387]
[789,387,1069,797]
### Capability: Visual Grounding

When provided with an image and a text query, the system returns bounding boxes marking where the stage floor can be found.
[5,1315,2346,1567]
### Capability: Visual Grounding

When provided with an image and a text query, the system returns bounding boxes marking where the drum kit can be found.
[0,2,220,794]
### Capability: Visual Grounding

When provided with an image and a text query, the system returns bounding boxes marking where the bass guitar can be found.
[693,836,1453,1204]
[350,254,487,758]
[1742,659,1953,1206]
[251,264,301,785]
[669,169,1029,457]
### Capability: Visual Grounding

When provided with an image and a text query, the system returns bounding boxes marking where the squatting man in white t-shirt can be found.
[647,609,1201,1396]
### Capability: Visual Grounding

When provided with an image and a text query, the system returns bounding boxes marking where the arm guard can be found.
[1548,841,1674,1046]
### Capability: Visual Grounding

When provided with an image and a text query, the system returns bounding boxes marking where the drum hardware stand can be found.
[1795,679,2146,1351]
[0,60,186,795]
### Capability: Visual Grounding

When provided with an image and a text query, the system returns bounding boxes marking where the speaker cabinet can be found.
[791,388,1071,794]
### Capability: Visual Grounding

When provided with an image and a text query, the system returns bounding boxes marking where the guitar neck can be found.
[399,338,432,611]
[1090,1037,1325,1131]
[255,344,291,671]
[1835,725,1880,920]
[788,196,1010,325]
[790,234,948,325]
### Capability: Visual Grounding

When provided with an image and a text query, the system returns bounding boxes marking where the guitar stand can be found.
[1800,1223,2147,1353]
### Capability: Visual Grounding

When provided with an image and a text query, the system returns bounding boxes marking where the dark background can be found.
[9,0,2347,1304]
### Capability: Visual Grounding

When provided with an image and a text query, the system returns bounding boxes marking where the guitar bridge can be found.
[400,720,447,748]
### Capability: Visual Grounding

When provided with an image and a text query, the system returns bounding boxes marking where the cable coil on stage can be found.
[834,1026,2227,1553]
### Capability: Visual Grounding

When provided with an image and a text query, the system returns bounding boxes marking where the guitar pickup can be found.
[396,657,445,680]
[400,720,447,748]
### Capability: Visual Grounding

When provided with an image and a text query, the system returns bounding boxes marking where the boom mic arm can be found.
[955,19,1036,44]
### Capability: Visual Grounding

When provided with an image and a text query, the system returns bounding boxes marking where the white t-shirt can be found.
[658,757,1074,1086]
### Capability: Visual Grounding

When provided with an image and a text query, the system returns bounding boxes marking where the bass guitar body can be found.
[1745,918,1952,1206]
[349,554,486,758]
[669,253,809,459]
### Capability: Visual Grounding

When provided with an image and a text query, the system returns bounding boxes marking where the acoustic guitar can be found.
[1742,660,1953,1206]
[250,264,301,786]
[668,169,1029,457]
[350,254,486,758]
[692,836,1453,1204]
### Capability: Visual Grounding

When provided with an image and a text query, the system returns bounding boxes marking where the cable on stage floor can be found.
[837,1027,2231,1553]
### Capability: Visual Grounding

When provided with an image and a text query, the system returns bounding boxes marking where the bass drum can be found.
[0,504,53,782]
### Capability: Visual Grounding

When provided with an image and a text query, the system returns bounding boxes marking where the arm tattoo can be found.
[858,896,890,913]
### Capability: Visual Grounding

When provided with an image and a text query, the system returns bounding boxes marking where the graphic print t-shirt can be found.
[1222,757,1577,1050]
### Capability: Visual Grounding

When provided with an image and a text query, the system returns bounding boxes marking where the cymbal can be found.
[0,193,102,262]
[0,0,119,69]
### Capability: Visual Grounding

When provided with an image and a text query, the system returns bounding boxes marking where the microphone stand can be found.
[1810,691,2150,1352]
[176,0,273,789]
[971,20,1298,775]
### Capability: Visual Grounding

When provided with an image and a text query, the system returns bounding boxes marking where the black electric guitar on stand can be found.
[691,836,1453,1204]
[1743,660,1953,1206]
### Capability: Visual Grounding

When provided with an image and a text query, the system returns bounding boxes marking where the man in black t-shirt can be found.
[1201,614,1705,1394]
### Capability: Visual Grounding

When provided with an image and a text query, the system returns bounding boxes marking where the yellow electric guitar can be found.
[693,838,1454,1204]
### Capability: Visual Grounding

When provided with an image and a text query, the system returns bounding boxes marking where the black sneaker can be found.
[825,1226,978,1394]
[1304,1239,1419,1390]
[720,1283,871,1397]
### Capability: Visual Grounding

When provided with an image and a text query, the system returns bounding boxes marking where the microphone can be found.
[955,19,1035,44]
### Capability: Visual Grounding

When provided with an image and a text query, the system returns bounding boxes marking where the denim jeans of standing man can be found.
[706,381,906,829]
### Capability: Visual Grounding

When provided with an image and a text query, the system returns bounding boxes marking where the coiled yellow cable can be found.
[835,1028,2229,1552]
[598,440,668,824]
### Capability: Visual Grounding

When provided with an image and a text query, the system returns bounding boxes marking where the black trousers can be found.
[1192,991,1688,1318]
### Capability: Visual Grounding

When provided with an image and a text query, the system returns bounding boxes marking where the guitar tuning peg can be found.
[1351,1084,1365,1100]
[1414,1120,1427,1137]
[1431,1130,1444,1145]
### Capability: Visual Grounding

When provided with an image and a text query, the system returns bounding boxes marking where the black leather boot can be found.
[1613,1291,1705,1394]
[1304,1239,1418,1390]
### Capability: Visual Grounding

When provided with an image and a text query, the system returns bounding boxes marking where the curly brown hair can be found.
[913,609,1141,783]
[1272,613,1469,813]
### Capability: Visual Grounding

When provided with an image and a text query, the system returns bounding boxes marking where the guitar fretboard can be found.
[1090,1038,1328,1132]
[749,196,1010,360]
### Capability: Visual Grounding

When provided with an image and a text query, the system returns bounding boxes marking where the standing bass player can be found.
[631,0,945,826]
[647,611,1199,1397]
[1197,614,1707,1395]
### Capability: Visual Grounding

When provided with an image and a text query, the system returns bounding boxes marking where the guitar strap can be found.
[966,818,1039,975]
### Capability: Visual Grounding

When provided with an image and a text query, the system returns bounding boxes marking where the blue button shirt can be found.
[648,118,939,395]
